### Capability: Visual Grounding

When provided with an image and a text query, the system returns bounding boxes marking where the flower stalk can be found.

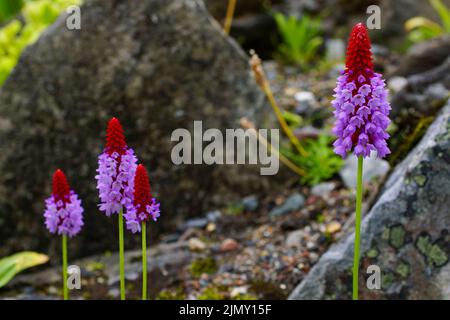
[240,117,306,176]
[142,222,147,300]
[96,117,138,300]
[224,0,237,35]
[331,23,391,299]
[62,235,68,300]
[250,52,308,158]
[124,164,160,300]
[118,208,125,300]
[353,156,363,299]
[44,169,84,300]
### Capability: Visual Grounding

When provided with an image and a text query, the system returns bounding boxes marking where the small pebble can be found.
[188,237,207,251]
[220,238,238,252]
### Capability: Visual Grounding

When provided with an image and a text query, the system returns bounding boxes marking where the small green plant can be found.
[283,134,344,186]
[274,12,323,67]
[233,293,258,300]
[156,288,186,300]
[0,251,49,288]
[405,0,450,44]
[197,286,225,300]
[189,257,218,277]
[0,0,81,85]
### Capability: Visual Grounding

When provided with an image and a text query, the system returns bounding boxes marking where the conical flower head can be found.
[345,23,373,80]
[95,117,138,216]
[106,117,127,155]
[44,169,84,237]
[53,169,70,204]
[332,23,391,159]
[124,164,160,233]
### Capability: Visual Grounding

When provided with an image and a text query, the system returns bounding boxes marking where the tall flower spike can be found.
[44,169,84,237]
[124,164,160,233]
[95,117,138,216]
[332,23,391,159]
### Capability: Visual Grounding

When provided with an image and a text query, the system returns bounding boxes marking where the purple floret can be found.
[332,72,391,159]
[44,191,84,237]
[95,149,138,216]
[124,198,161,233]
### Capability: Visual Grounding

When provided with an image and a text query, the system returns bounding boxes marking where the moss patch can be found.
[189,257,218,277]
[396,261,410,278]
[156,288,186,300]
[416,233,449,268]
[197,287,225,300]
[366,246,379,258]
[381,272,396,290]
[413,175,427,187]
[389,225,406,250]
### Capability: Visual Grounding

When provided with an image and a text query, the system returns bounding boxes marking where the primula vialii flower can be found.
[96,117,138,216]
[332,23,391,159]
[125,164,160,233]
[44,169,84,237]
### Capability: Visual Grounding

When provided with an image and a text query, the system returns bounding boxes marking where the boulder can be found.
[0,0,272,258]
[391,56,450,119]
[391,36,450,78]
[289,100,450,300]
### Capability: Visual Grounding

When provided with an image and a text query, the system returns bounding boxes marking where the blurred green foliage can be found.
[274,12,323,68]
[0,0,81,85]
[156,288,186,300]
[283,134,344,186]
[0,251,48,288]
[0,0,24,23]
[189,257,218,277]
[405,0,450,44]
[197,286,225,300]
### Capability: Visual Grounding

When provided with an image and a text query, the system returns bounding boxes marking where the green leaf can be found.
[283,110,303,127]
[0,251,49,288]
[430,0,450,32]
[273,12,323,68]
[0,0,24,23]
[282,134,344,186]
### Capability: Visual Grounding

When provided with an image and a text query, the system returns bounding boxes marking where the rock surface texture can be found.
[0,0,271,257]
[289,100,450,300]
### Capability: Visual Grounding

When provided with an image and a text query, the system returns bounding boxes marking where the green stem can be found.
[119,207,125,300]
[142,222,147,300]
[353,156,364,300]
[62,235,68,300]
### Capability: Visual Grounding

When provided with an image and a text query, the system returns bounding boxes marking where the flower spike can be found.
[95,117,138,216]
[124,164,160,233]
[44,169,84,237]
[332,23,391,159]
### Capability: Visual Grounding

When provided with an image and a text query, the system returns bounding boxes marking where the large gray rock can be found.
[391,56,450,119]
[289,100,450,300]
[391,36,450,78]
[0,0,272,258]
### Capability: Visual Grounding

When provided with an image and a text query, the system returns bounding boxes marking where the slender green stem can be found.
[353,156,364,300]
[142,222,147,300]
[119,207,126,300]
[62,235,68,300]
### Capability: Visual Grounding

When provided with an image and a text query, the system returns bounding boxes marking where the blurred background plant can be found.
[0,0,23,23]
[0,0,81,85]
[250,51,343,186]
[0,251,48,288]
[404,0,450,44]
[273,12,323,68]
[281,133,343,186]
